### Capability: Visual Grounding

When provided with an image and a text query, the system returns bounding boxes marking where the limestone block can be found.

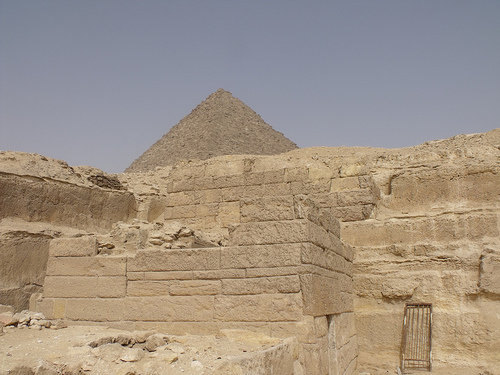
[212,174,245,189]
[308,165,335,180]
[128,281,170,296]
[244,170,285,185]
[331,312,356,349]
[65,298,125,321]
[300,274,353,316]
[44,276,126,298]
[342,214,499,247]
[205,159,244,177]
[46,256,126,276]
[380,278,418,299]
[337,189,376,207]
[216,202,240,226]
[44,276,96,298]
[193,269,246,280]
[143,271,193,280]
[128,248,220,272]
[123,296,214,321]
[301,243,353,275]
[301,342,329,375]
[96,276,126,298]
[228,220,309,246]
[269,317,316,343]
[166,191,196,207]
[195,203,219,217]
[49,236,97,257]
[480,250,500,295]
[284,167,308,182]
[169,280,221,295]
[127,271,144,281]
[290,180,331,195]
[243,267,300,279]
[221,276,301,295]
[330,205,373,222]
[337,336,358,375]
[220,244,302,269]
[164,204,197,219]
[314,316,328,337]
[339,163,368,177]
[330,177,360,192]
[201,188,223,203]
[214,294,303,322]
[240,196,295,222]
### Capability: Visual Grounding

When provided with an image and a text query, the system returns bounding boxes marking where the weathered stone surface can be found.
[49,237,97,257]
[128,248,220,272]
[214,294,303,322]
[221,276,300,295]
[220,244,302,269]
[479,250,500,295]
[240,196,295,222]
[46,256,126,276]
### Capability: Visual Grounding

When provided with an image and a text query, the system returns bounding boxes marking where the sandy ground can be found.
[0,325,282,375]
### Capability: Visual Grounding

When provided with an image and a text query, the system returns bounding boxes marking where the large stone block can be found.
[214,294,303,322]
[220,244,302,269]
[300,274,353,316]
[330,312,356,349]
[128,281,170,296]
[44,276,126,298]
[169,280,221,295]
[240,196,295,223]
[123,296,214,321]
[49,236,97,257]
[330,177,360,192]
[221,276,301,295]
[65,298,125,321]
[44,276,96,298]
[46,256,126,276]
[228,220,309,246]
[128,248,220,272]
[216,202,240,227]
[301,243,352,276]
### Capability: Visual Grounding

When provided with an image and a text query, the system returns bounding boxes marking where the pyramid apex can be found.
[125,90,298,172]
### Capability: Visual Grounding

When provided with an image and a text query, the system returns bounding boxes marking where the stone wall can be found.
[35,197,357,375]
[343,162,500,373]
[0,172,137,232]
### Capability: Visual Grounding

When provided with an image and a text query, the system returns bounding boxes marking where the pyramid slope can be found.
[125,89,298,172]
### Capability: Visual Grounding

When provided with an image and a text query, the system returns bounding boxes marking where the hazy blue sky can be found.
[1,1,499,173]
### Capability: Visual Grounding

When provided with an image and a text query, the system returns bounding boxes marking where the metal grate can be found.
[401,303,432,372]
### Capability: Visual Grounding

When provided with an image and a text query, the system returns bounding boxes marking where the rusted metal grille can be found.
[401,303,432,372]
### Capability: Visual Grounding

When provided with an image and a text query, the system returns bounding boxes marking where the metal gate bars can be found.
[401,303,432,372]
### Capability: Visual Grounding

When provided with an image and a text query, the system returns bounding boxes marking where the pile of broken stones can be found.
[0,310,67,332]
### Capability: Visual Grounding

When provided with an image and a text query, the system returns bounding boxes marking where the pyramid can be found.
[125,89,298,172]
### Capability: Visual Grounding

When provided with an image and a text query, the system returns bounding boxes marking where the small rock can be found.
[149,238,164,246]
[166,343,185,354]
[31,312,45,320]
[89,336,114,348]
[120,348,144,362]
[132,330,155,343]
[38,320,52,328]
[29,324,42,330]
[178,228,194,237]
[145,333,168,352]
[50,320,67,330]
[191,360,203,370]
[115,334,135,347]
[0,312,15,326]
